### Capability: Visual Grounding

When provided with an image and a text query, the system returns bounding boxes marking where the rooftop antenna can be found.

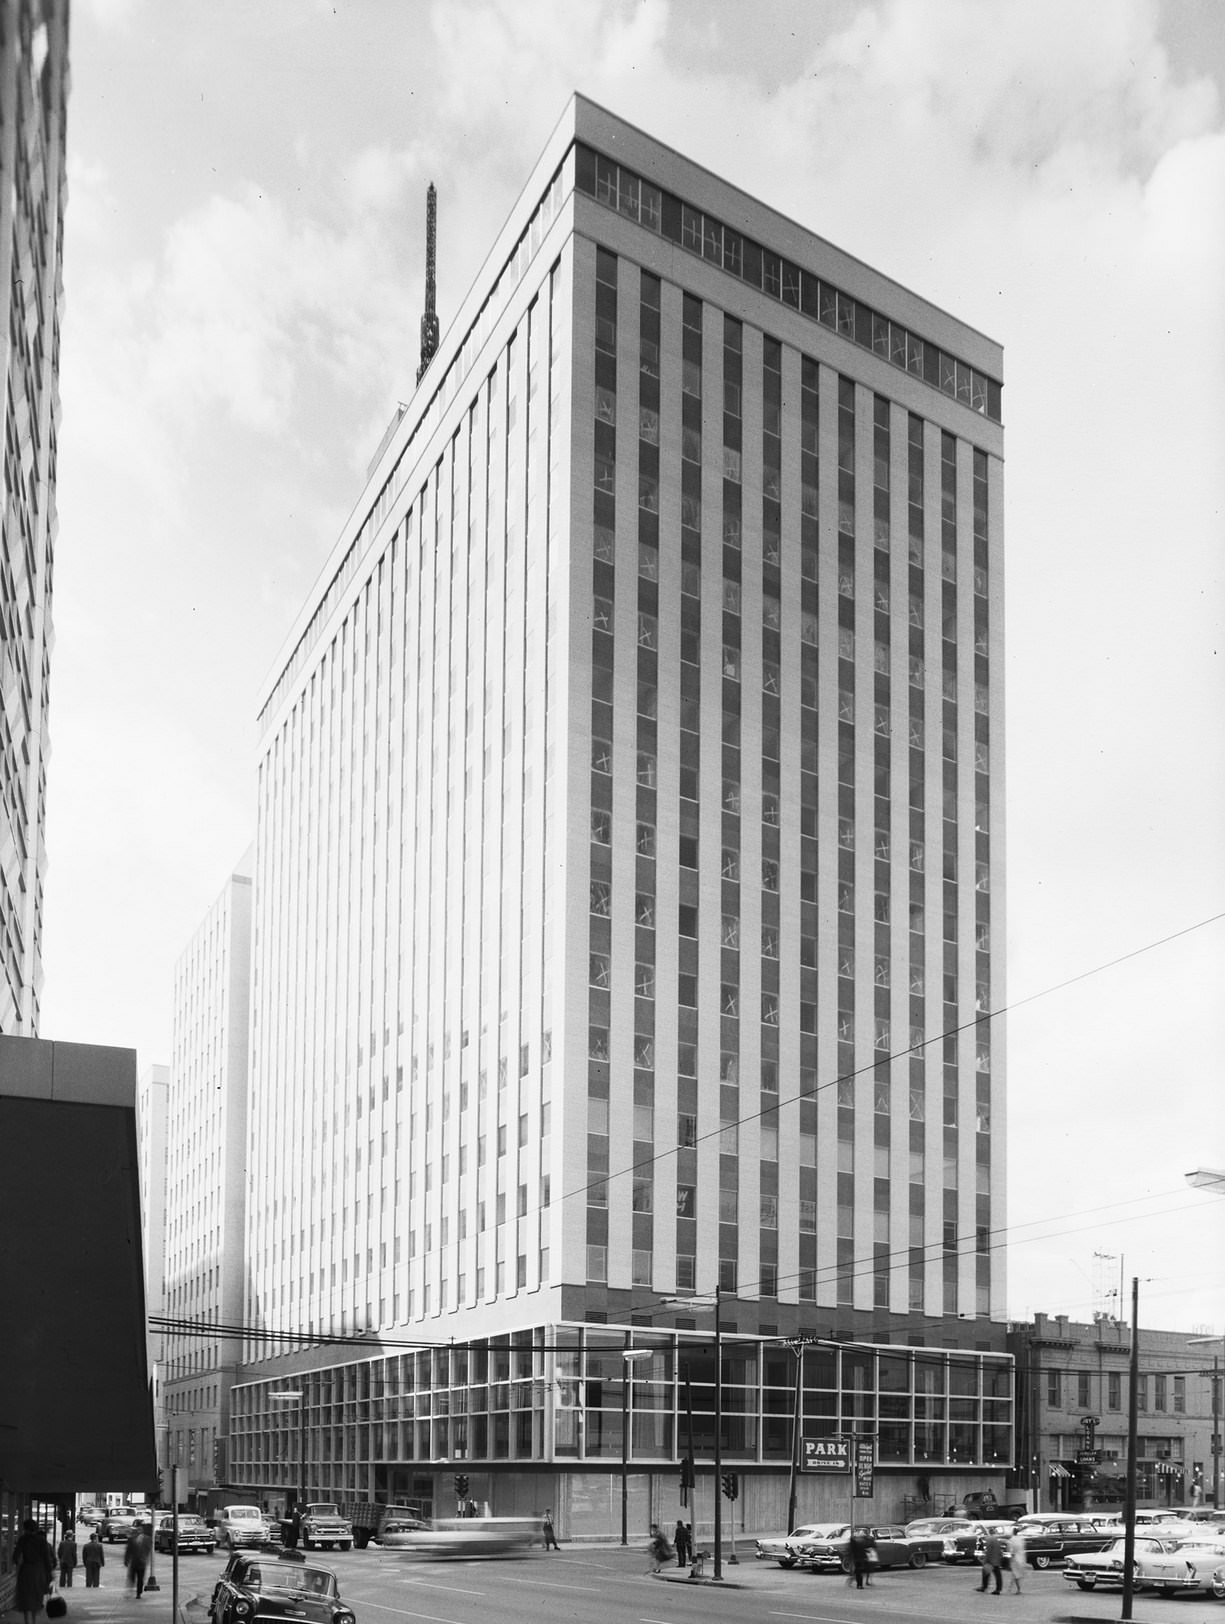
[416,182,439,385]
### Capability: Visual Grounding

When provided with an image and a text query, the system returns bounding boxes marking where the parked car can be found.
[209,1551,356,1624]
[1015,1514,1118,1568]
[787,1524,850,1571]
[1062,1535,1182,1591]
[903,1517,982,1563]
[1150,1536,1225,1597]
[77,1505,102,1526]
[154,1513,217,1555]
[797,1524,938,1573]
[215,1505,268,1550]
[755,1524,841,1568]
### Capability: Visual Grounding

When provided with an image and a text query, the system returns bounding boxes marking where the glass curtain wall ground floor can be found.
[229,1321,1012,1535]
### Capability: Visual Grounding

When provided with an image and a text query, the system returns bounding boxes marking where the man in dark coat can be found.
[56,1531,77,1586]
[82,1532,105,1587]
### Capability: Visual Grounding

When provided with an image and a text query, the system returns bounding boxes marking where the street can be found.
[87,1542,1220,1624]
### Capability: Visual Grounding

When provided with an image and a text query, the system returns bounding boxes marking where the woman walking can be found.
[15,1519,54,1624]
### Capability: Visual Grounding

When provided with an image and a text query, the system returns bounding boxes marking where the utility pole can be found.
[1121,1278,1139,1621]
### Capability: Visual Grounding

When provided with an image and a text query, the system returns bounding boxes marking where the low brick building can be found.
[1008,1313,1221,1512]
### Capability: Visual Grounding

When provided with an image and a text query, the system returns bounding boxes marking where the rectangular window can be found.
[1047,1370,1062,1408]
[1077,1372,1091,1409]
[1107,1371,1121,1410]
[1155,1375,1167,1411]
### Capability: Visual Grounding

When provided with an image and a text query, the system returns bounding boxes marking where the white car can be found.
[214,1505,267,1550]
[1063,1534,1225,1596]
[754,1524,837,1568]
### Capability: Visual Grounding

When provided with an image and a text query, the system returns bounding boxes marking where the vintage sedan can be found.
[1015,1514,1117,1568]
[100,1508,149,1543]
[797,1524,938,1573]
[904,1517,982,1563]
[1063,1534,1224,1595]
[209,1552,356,1624]
[755,1524,843,1568]
[154,1513,217,1555]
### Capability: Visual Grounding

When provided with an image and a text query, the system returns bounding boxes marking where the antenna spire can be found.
[417,183,439,385]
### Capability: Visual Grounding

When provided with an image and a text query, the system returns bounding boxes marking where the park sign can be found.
[801,1436,851,1472]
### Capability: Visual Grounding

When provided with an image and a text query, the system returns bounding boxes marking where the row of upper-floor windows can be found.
[1046,1369,1189,1411]
[577,144,1002,423]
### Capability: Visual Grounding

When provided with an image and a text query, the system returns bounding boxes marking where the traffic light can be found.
[679,1457,694,1506]
[721,1472,738,1502]
[454,1474,469,1500]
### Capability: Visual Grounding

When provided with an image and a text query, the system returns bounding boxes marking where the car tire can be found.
[840,1556,854,1575]
[1076,1579,1095,1591]
[354,1532,370,1550]
[1211,1573,1225,1601]
[1032,1554,1052,1570]
[778,1558,795,1569]
[908,1551,927,1569]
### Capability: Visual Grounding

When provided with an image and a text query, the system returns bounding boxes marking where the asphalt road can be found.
[173,1542,1218,1624]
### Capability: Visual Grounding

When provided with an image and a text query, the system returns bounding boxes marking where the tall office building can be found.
[233,97,1008,1529]
[0,0,69,1034]
[163,859,253,1496]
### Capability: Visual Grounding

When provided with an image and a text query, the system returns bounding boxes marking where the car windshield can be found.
[259,1566,337,1597]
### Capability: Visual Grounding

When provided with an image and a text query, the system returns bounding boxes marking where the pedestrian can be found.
[978,1528,1005,1594]
[541,1508,560,1550]
[56,1530,78,1587]
[673,1519,689,1566]
[647,1523,671,1573]
[82,1532,105,1588]
[14,1519,54,1624]
[1007,1525,1026,1593]
[847,1526,875,1588]
[124,1525,152,1598]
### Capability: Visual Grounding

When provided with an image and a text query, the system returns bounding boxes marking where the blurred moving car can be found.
[754,1524,839,1568]
[380,1516,538,1558]
[154,1513,218,1555]
[208,1551,356,1624]
[100,1508,148,1543]
[77,1505,102,1526]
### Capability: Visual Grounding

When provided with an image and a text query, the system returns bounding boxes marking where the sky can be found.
[40,0,1224,1334]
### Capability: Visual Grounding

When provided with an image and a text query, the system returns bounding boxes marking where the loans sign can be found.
[801,1436,850,1472]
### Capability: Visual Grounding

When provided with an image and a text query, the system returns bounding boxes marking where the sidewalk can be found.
[2,1577,199,1624]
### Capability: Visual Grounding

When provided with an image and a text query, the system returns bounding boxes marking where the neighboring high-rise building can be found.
[232,96,1008,1530]
[162,858,253,1499]
[0,0,68,1035]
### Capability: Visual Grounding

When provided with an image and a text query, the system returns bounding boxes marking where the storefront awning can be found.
[1049,1464,1072,1478]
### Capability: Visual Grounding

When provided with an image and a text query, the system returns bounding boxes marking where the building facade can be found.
[1010,1313,1223,1512]
[231,96,1008,1532]
[0,0,69,1035]
[162,859,253,1498]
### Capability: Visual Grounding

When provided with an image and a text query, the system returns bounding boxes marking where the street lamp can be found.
[782,1334,819,1536]
[620,1349,652,1546]
[270,1390,306,1522]
[1186,1170,1225,1506]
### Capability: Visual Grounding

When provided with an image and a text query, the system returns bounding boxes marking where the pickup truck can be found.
[301,1503,353,1551]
